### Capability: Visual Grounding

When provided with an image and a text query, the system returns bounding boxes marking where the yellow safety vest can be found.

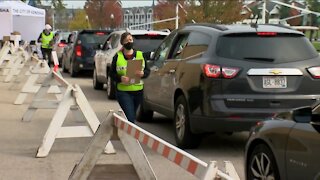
[41,32,54,49]
[116,51,145,91]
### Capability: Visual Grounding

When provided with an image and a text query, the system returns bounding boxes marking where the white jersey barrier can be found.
[21,70,114,157]
[69,111,240,180]
[0,41,11,66]
[14,57,60,105]
[0,42,31,83]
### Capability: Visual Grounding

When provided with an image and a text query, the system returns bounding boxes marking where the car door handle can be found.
[168,69,175,74]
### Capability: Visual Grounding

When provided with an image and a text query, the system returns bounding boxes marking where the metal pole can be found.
[175,3,179,29]
[129,17,177,29]
[262,0,267,24]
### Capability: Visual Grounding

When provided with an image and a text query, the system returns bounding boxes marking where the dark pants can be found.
[116,90,143,123]
[41,48,52,66]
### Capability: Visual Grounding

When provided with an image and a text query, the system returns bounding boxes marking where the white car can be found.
[93,30,170,99]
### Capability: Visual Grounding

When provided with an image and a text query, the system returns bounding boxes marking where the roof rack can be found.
[185,23,228,31]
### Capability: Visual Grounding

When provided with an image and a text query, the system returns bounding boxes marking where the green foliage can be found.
[68,10,91,31]
[312,41,320,52]
[306,0,320,26]
[279,0,290,19]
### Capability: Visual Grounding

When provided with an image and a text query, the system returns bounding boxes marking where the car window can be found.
[216,34,318,62]
[79,32,109,45]
[171,34,189,60]
[133,34,167,52]
[153,32,176,67]
[111,34,120,49]
[170,32,210,60]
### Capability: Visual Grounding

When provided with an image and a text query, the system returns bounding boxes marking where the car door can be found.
[286,109,320,180]
[144,32,176,107]
[157,33,190,109]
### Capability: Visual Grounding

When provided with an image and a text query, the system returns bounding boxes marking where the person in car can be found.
[37,24,55,66]
[110,32,150,123]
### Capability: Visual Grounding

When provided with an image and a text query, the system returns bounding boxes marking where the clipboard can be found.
[126,59,143,84]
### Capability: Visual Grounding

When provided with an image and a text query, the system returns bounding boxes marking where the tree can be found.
[153,0,187,30]
[186,0,243,24]
[102,1,123,30]
[68,10,91,31]
[84,0,107,29]
[307,0,320,26]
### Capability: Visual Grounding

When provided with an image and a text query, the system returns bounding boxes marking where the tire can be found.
[107,74,116,99]
[62,55,68,73]
[93,68,103,90]
[70,60,78,77]
[247,144,280,180]
[174,96,201,149]
[136,102,153,122]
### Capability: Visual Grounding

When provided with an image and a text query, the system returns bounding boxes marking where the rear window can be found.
[79,32,109,45]
[133,34,167,52]
[216,33,318,63]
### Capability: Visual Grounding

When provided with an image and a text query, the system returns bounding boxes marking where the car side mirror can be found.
[98,44,103,50]
[292,107,312,123]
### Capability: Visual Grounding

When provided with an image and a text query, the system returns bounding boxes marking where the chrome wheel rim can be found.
[250,152,275,180]
[175,104,186,140]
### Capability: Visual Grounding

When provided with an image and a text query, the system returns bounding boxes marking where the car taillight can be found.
[307,66,320,79]
[75,45,82,57]
[222,67,240,79]
[203,64,221,78]
[58,43,66,47]
[96,32,105,35]
[257,32,277,36]
[202,64,240,79]
[146,33,159,36]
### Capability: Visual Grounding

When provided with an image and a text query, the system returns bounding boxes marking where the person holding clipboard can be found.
[110,32,150,123]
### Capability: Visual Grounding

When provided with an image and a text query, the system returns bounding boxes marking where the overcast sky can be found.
[63,0,153,9]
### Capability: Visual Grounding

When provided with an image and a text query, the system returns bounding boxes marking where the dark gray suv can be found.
[138,23,320,148]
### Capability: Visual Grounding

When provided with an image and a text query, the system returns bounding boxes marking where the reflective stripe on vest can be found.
[116,51,145,91]
[41,32,54,49]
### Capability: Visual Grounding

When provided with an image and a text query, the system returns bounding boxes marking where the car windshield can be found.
[133,34,167,52]
[216,33,318,63]
[79,32,109,45]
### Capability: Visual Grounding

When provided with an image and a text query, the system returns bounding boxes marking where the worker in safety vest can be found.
[37,24,55,66]
[110,32,150,123]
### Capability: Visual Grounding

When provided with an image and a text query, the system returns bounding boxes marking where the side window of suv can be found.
[153,32,176,67]
[181,32,211,59]
[171,34,189,60]
[103,35,113,50]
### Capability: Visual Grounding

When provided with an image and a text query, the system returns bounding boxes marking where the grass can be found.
[312,41,320,52]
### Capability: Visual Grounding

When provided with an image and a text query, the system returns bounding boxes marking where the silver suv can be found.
[93,30,169,99]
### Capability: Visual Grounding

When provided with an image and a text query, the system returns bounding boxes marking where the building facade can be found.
[122,6,154,30]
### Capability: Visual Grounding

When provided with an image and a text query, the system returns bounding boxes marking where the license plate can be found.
[263,76,287,88]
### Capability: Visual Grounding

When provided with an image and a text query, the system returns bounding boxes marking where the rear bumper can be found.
[190,115,266,133]
[73,57,95,72]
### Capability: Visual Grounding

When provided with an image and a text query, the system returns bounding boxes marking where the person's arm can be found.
[37,33,42,43]
[142,58,150,79]
[110,54,122,83]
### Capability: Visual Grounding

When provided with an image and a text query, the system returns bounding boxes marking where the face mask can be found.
[123,42,133,50]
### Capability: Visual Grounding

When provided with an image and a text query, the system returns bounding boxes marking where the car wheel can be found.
[107,74,116,99]
[247,144,280,180]
[174,96,201,149]
[136,102,153,122]
[93,68,103,90]
[62,55,68,73]
[70,60,78,77]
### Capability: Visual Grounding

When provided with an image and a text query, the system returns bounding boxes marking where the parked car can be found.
[245,105,320,180]
[61,30,112,77]
[138,23,320,148]
[52,31,71,64]
[93,29,170,98]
